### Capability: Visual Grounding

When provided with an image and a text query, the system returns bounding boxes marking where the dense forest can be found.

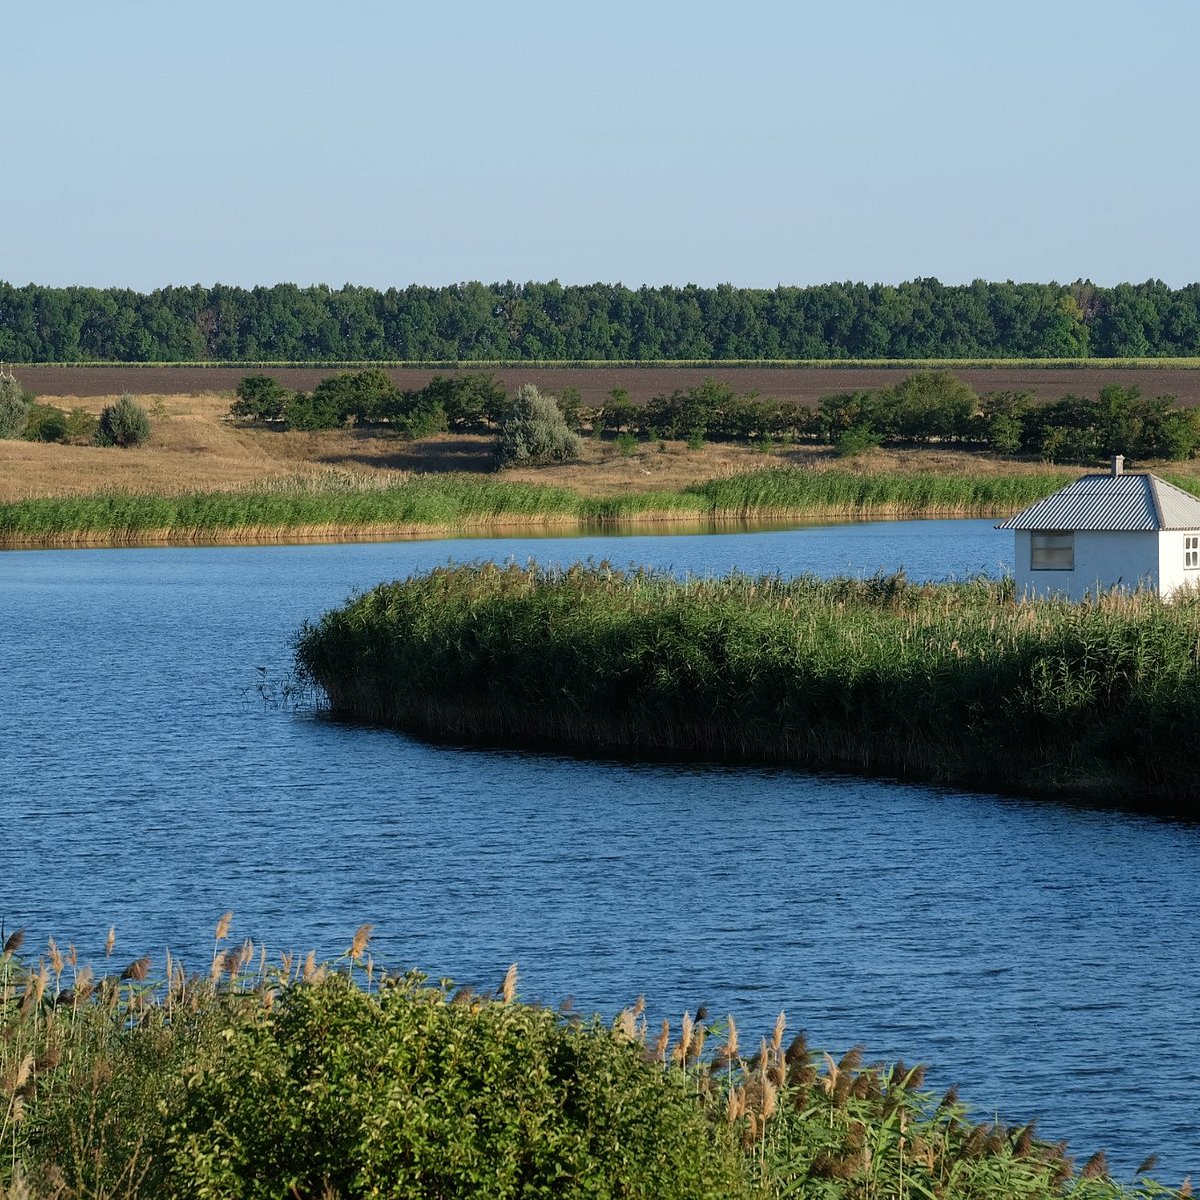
[2,279,1200,363]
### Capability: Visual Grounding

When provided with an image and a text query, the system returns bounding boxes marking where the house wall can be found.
[1158,530,1200,596]
[1013,530,1160,600]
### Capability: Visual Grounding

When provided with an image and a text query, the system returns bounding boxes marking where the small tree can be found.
[555,385,584,432]
[94,394,151,448]
[499,384,582,465]
[0,371,32,439]
[600,388,636,434]
[231,375,290,423]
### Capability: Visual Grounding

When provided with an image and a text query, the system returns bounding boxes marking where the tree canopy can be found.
[3,278,1200,362]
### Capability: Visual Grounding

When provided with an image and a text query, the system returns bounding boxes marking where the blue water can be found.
[2,519,1197,1181]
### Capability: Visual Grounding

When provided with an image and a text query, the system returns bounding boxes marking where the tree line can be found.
[233,368,1200,464]
[3,278,1200,362]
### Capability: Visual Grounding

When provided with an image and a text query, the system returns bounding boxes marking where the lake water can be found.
[2,518,1197,1181]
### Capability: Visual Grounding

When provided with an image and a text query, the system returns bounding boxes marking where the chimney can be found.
[1111,454,1124,476]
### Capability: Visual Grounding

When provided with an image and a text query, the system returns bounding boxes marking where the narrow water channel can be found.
[2,520,1196,1180]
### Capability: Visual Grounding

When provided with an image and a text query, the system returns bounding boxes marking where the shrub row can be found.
[228,367,1200,465]
[231,369,512,436]
[0,374,149,447]
[597,373,1200,462]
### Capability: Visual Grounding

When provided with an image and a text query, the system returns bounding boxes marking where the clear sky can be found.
[6,0,1198,290]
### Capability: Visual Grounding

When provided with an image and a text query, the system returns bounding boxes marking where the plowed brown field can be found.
[14,363,1200,407]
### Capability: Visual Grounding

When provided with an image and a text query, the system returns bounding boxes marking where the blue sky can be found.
[6,0,1197,289]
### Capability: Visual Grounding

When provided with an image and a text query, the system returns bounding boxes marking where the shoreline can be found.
[0,465,1066,548]
[0,502,1011,550]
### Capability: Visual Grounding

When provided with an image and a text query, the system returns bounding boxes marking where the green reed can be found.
[0,468,1071,544]
[1,924,1187,1199]
[686,468,1068,516]
[295,564,1200,810]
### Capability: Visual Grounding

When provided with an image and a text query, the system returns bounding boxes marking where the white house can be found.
[997,455,1200,600]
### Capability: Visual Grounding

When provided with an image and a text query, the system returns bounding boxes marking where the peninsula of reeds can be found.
[0,920,1188,1199]
[295,564,1200,810]
[0,467,1065,547]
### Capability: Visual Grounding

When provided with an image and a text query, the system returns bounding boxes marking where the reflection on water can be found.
[2,521,1196,1179]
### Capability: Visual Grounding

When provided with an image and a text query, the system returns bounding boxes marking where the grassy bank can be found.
[295,565,1200,810]
[0,922,1186,1199]
[0,467,1066,546]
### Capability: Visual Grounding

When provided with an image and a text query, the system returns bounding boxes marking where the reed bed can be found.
[295,564,1200,810]
[0,467,1068,546]
[685,468,1067,518]
[0,921,1187,1199]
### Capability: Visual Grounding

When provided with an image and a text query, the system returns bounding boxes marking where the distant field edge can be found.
[10,357,1200,371]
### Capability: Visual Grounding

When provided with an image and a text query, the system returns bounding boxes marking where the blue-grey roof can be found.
[997,472,1200,531]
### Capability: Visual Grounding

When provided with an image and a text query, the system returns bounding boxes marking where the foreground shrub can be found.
[164,973,748,1200]
[3,925,1186,1200]
[498,383,582,464]
[94,394,151,447]
[0,372,32,439]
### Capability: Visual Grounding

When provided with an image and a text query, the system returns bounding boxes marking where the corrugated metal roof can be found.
[997,472,1200,531]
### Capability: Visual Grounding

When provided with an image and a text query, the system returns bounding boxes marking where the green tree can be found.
[979,390,1034,454]
[230,375,290,422]
[499,384,582,464]
[880,371,978,443]
[0,371,32,438]
[600,387,636,433]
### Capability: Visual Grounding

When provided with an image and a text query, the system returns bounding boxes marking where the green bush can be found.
[23,402,70,442]
[615,430,638,457]
[0,372,32,439]
[835,423,882,457]
[63,406,100,443]
[879,370,979,442]
[163,974,749,1200]
[230,374,290,422]
[390,396,449,439]
[94,394,151,447]
[498,383,583,464]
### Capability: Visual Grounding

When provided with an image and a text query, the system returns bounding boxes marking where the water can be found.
[2,518,1197,1180]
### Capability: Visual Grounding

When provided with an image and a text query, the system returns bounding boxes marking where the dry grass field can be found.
[8,385,1200,505]
[0,389,1112,505]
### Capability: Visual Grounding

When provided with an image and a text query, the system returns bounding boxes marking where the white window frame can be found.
[1186,535,1199,570]
[1030,531,1075,572]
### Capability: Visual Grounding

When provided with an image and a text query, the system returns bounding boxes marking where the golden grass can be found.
[9,389,1200,510]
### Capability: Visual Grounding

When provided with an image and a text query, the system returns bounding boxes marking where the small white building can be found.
[997,456,1200,600]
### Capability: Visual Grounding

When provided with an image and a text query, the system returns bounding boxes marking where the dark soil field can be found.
[15,363,1200,407]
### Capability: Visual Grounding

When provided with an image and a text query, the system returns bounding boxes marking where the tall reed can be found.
[0,468,1071,546]
[295,564,1200,810]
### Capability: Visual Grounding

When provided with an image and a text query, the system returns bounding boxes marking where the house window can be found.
[1186,535,1200,569]
[1030,531,1074,571]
